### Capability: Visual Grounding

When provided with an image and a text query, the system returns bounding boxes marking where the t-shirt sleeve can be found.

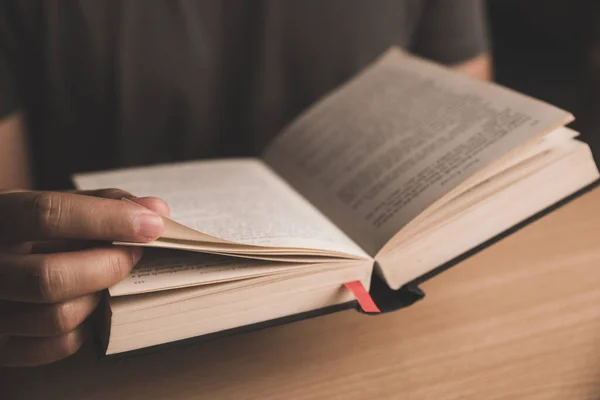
[411,0,490,65]
[0,54,19,119]
[0,1,22,120]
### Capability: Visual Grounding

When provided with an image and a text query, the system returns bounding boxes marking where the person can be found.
[0,0,492,366]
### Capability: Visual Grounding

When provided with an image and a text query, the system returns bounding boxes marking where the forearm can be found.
[0,113,33,189]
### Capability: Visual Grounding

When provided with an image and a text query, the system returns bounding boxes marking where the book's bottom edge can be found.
[363,179,600,314]
[96,301,358,361]
[406,178,600,288]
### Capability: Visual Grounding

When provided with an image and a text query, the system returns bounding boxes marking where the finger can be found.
[77,189,170,216]
[129,197,170,217]
[0,246,142,303]
[0,191,165,243]
[73,188,132,199]
[0,327,85,367]
[0,293,100,336]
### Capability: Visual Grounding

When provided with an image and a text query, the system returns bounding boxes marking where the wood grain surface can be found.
[3,187,600,400]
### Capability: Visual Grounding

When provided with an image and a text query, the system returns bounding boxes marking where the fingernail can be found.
[134,213,164,240]
[129,247,144,264]
[137,196,171,217]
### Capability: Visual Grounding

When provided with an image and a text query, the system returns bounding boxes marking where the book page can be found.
[109,249,312,296]
[73,159,367,258]
[263,48,572,255]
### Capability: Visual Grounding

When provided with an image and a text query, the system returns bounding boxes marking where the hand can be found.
[0,189,169,366]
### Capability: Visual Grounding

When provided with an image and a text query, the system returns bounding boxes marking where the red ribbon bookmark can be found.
[344,281,380,313]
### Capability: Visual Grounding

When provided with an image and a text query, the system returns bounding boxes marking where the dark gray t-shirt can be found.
[0,0,488,189]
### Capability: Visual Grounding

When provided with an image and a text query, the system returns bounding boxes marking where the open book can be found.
[74,48,599,355]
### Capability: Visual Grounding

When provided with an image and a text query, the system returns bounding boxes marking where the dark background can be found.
[488,0,600,159]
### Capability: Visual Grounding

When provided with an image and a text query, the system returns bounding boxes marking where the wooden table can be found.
[3,187,600,400]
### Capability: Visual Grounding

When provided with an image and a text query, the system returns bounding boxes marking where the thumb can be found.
[76,188,170,217]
